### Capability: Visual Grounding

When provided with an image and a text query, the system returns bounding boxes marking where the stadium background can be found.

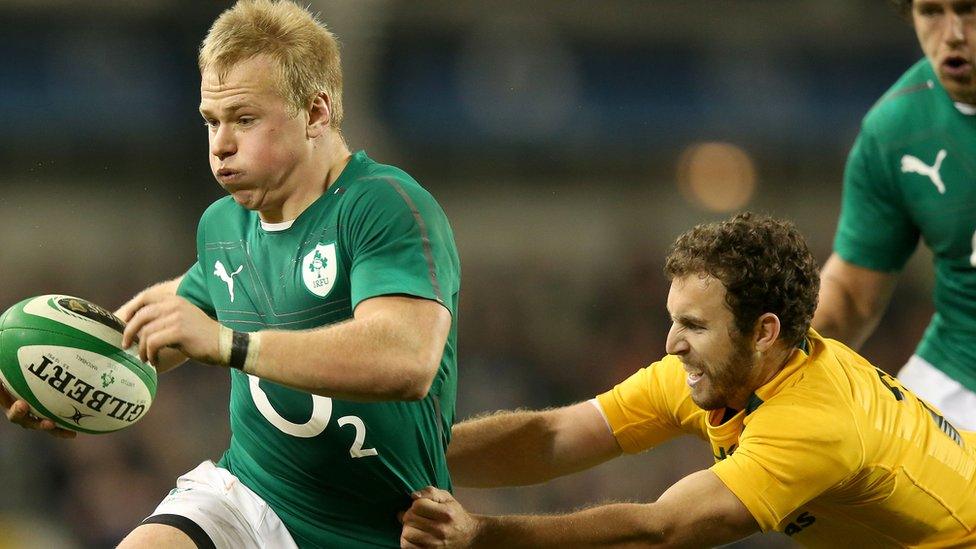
[0,1,929,547]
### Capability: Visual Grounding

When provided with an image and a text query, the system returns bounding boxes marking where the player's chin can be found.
[228,189,261,210]
[690,384,721,410]
[937,73,976,99]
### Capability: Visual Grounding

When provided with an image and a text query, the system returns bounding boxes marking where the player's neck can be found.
[320,133,353,192]
[751,344,794,393]
[261,133,351,223]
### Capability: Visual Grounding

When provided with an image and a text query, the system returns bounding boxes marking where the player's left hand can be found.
[121,294,221,367]
[400,487,481,548]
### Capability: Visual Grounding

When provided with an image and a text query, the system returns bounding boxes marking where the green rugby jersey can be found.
[176,151,460,547]
[835,59,976,392]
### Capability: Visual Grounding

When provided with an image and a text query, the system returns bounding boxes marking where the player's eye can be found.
[203,118,218,129]
[677,320,703,332]
[238,116,255,126]
[918,4,944,16]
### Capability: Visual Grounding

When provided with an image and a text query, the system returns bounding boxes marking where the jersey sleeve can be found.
[833,128,920,272]
[709,398,862,532]
[595,356,705,453]
[177,261,216,318]
[342,179,460,312]
[176,212,216,318]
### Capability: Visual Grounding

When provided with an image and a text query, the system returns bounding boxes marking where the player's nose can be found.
[665,323,689,356]
[944,11,966,45]
[210,125,237,160]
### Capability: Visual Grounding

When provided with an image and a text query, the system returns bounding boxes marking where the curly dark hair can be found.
[664,212,820,348]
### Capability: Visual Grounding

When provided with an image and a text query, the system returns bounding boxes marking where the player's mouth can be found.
[216,168,243,183]
[683,366,705,387]
[941,55,973,80]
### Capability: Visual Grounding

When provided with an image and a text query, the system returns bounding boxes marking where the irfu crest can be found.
[101,372,116,389]
[302,243,338,297]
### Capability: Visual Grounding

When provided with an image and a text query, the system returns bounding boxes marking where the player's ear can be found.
[752,313,781,352]
[307,91,331,139]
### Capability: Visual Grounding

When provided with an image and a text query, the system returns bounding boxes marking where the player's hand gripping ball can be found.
[0,295,157,434]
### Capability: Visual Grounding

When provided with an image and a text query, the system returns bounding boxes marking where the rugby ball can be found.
[0,295,156,434]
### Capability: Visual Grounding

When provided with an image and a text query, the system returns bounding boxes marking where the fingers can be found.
[5,399,32,424]
[409,496,454,522]
[115,292,146,325]
[412,486,452,503]
[39,419,78,439]
[120,289,179,348]
[409,487,456,521]
[401,508,451,549]
[402,507,442,532]
[122,297,216,367]
[6,400,77,439]
[126,299,175,358]
[134,311,176,365]
[400,488,466,548]
[141,322,179,366]
[121,299,154,349]
[400,524,442,548]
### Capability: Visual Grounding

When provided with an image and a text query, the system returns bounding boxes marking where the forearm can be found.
[246,309,443,402]
[472,492,751,549]
[449,403,619,487]
[813,280,879,348]
[402,470,755,548]
[472,504,670,549]
[813,254,896,349]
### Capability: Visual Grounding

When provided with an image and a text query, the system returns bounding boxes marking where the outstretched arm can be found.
[400,470,758,548]
[448,400,622,487]
[120,291,450,402]
[813,253,898,349]
[246,295,450,401]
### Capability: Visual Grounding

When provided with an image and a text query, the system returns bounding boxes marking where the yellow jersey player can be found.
[400,213,975,548]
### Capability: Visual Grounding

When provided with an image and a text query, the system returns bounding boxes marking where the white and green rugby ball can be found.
[0,295,157,434]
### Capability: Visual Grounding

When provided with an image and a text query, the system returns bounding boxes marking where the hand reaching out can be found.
[400,487,481,548]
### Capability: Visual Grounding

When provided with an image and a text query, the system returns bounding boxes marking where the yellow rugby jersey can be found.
[596,331,976,547]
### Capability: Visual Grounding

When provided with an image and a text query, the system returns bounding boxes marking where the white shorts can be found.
[144,460,297,549]
[898,355,976,432]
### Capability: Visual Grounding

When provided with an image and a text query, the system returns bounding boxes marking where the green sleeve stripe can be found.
[877,79,933,107]
[382,178,444,304]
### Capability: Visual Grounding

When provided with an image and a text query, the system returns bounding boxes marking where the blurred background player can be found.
[814,0,976,430]
[400,213,976,548]
[2,1,460,547]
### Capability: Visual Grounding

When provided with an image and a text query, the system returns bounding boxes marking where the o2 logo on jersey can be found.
[248,375,378,458]
[302,242,338,298]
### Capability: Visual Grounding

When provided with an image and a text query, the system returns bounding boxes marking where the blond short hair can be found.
[199,0,343,129]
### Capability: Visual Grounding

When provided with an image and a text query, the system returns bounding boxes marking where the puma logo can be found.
[214,260,244,302]
[901,149,947,194]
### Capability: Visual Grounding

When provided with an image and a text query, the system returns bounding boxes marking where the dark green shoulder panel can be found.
[862,59,942,137]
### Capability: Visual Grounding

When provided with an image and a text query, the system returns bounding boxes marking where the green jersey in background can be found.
[835,59,976,392]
